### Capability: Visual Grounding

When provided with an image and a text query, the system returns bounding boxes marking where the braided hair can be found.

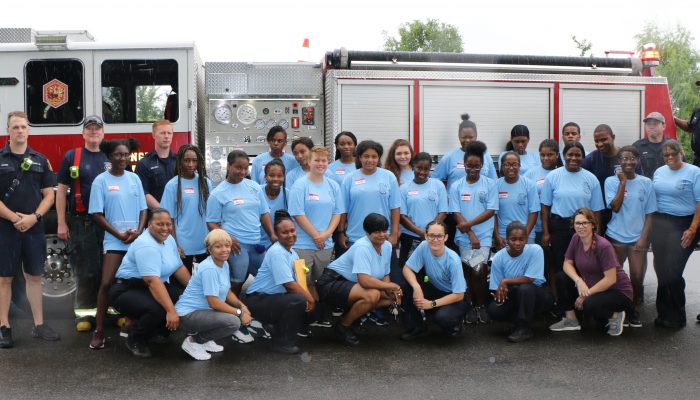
[175,144,209,217]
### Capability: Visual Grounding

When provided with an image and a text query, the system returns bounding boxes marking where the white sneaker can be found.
[181,337,211,361]
[232,327,255,344]
[201,340,224,353]
[247,320,271,339]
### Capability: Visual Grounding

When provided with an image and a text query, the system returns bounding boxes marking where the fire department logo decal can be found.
[42,79,69,108]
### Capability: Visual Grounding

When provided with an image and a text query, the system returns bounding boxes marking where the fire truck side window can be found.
[101,59,179,124]
[24,59,84,125]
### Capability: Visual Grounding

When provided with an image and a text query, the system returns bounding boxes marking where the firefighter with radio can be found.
[135,119,177,209]
[56,115,111,332]
[673,80,700,168]
[0,111,59,348]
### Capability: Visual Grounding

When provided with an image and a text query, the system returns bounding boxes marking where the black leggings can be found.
[555,272,631,321]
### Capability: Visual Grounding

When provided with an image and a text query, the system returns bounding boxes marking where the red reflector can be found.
[291,117,299,129]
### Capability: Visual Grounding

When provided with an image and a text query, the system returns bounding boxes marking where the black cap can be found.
[83,115,104,128]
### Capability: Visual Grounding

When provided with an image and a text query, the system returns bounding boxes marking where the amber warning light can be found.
[641,43,660,66]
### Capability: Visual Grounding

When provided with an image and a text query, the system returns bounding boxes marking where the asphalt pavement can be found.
[2,252,699,400]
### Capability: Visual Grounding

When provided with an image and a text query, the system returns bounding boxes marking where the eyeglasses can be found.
[503,163,520,169]
[620,157,637,162]
[662,151,680,158]
[574,221,591,227]
[426,234,446,241]
[112,152,130,159]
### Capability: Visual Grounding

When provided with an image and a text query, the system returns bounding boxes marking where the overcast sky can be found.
[2,0,698,62]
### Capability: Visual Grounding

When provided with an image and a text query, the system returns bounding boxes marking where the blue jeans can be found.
[228,243,266,283]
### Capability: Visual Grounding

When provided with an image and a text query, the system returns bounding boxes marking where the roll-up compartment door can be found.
[339,83,411,155]
[422,83,552,159]
[560,86,643,151]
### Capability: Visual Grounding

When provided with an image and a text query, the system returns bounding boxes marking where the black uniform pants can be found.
[555,271,631,321]
[402,280,469,333]
[245,292,306,347]
[487,283,553,328]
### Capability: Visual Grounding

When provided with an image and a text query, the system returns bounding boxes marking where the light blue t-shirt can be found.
[405,241,466,293]
[433,148,497,189]
[289,176,345,250]
[250,151,299,185]
[604,175,657,243]
[540,168,604,217]
[524,165,557,233]
[489,244,546,290]
[175,256,231,316]
[89,171,147,251]
[206,179,269,245]
[341,168,401,243]
[160,174,213,255]
[285,167,308,188]
[246,242,298,295]
[399,169,415,186]
[400,178,448,237]
[328,236,392,282]
[448,176,498,248]
[115,232,182,282]
[326,160,356,185]
[653,164,700,216]
[259,185,289,248]
[498,151,541,176]
[495,177,540,239]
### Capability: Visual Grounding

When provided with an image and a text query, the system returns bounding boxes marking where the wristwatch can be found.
[34,212,42,222]
[235,308,242,316]
[431,300,437,308]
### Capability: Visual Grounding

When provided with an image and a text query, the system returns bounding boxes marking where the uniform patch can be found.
[461,193,471,202]
[184,187,195,194]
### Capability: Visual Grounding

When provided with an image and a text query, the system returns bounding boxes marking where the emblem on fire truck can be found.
[42,78,68,108]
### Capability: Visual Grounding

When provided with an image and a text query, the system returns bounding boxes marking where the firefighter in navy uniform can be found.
[134,119,177,209]
[56,115,110,332]
[674,80,700,169]
[0,111,59,348]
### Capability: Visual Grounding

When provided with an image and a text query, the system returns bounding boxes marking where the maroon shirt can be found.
[565,234,633,300]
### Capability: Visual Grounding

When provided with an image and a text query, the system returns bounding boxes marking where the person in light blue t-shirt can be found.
[448,140,498,325]
[259,160,289,252]
[160,145,213,274]
[289,146,344,329]
[175,229,251,360]
[250,126,299,185]
[650,140,700,328]
[487,221,553,343]
[206,150,275,295]
[400,221,468,340]
[604,146,656,327]
[88,138,147,350]
[494,151,540,249]
[317,214,402,346]
[326,131,358,186]
[245,211,314,354]
[384,139,415,186]
[523,139,560,243]
[497,125,541,177]
[285,137,314,188]
[108,209,190,357]
[398,152,448,267]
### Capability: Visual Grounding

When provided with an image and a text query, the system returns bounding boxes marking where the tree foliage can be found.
[571,35,593,57]
[635,23,700,156]
[383,19,463,53]
[136,86,166,123]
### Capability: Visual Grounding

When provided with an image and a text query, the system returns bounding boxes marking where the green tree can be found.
[136,85,166,123]
[635,23,700,157]
[383,19,463,52]
[571,35,593,57]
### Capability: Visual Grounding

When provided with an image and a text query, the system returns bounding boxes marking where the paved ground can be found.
[2,253,700,400]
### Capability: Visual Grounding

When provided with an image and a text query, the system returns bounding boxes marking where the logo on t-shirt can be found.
[461,193,471,202]
[335,169,345,175]
[408,190,419,196]
[308,193,320,201]
[499,192,508,199]
[184,187,195,195]
[108,185,120,192]
[354,178,366,185]
[232,197,245,206]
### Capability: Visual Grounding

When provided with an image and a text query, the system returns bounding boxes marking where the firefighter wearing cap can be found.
[134,119,177,209]
[673,80,700,168]
[0,111,59,349]
[56,115,111,332]
[634,112,675,179]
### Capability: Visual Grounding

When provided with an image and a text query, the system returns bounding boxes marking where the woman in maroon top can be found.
[548,208,633,336]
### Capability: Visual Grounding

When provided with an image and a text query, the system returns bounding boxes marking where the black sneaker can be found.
[696,314,700,323]
[0,326,13,348]
[476,306,491,324]
[336,323,360,346]
[625,311,643,328]
[297,329,312,338]
[309,319,333,328]
[125,340,152,358]
[465,307,478,324]
[271,343,300,355]
[367,310,389,327]
[507,326,534,343]
[400,326,428,341]
[31,324,60,341]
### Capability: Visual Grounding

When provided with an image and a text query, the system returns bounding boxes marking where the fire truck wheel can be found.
[41,210,76,297]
